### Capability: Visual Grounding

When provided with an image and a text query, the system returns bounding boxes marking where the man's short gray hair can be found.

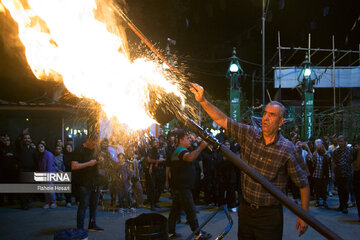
[267,101,286,118]
[337,135,347,142]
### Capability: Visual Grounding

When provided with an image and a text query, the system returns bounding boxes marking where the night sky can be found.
[125,0,359,102]
[0,0,359,103]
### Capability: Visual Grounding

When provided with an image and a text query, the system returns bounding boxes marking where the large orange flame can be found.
[1,0,185,130]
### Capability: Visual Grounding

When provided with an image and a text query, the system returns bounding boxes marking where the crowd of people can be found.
[0,126,238,237]
[288,129,360,216]
[0,129,76,209]
[0,104,360,237]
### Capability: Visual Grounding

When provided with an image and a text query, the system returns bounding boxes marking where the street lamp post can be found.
[298,53,317,140]
[226,47,244,122]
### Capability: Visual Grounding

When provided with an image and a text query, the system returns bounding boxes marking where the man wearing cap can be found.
[72,134,104,232]
[190,83,310,239]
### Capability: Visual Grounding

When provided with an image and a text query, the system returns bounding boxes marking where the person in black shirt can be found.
[63,143,75,207]
[71,134,104,232]
[216,140,237,209]
[0,134,17,205]
[165,133,177,191]
[201,148,217,206]
[15,131,36,210]
[167,130,211,240]
[146,138,166,210]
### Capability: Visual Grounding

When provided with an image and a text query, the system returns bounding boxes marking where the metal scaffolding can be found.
[276,32,360,139]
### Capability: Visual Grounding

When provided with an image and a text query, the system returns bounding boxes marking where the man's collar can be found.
[256,131,281,146]
[178,144,188,149]
[256,131,262,140]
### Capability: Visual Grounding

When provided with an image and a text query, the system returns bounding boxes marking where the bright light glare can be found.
[304,68,311,77]
[162,62,170,69]
[230,63,239,73]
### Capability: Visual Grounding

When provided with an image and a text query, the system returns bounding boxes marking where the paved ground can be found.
[0,193,359,240]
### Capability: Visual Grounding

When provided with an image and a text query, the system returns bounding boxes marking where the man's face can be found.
[56,139,63,147]
[224,141,231,149]
[23,134,31,146]
[4,137,10,147]
[262,104,284,135]
[337,137,346,149]
[55,146,62,155]
[179,135,191,148]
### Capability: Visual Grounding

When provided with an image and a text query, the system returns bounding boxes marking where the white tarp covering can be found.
[274,66,360,88]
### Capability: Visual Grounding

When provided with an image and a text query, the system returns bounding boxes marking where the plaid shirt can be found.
[312,153,324,178]
[227,119,308,206]
[333,146,353,178]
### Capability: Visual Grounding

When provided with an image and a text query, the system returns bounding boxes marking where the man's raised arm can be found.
[190,83,228,130]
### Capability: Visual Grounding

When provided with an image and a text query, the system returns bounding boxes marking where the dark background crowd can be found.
[0,126,359,221]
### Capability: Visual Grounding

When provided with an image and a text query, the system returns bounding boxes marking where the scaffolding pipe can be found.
[283,49,299,66]
[262,0,266,105]
[278,46,360,54]
[335,51,351,64]
[252,71,256,107]
[316,52,333,66]
[278,31,282,100]
[310,48,320,58]
[268,50,279,66]
[349,58,360,66]
[308,33,311,62]
[332,35,336,133]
